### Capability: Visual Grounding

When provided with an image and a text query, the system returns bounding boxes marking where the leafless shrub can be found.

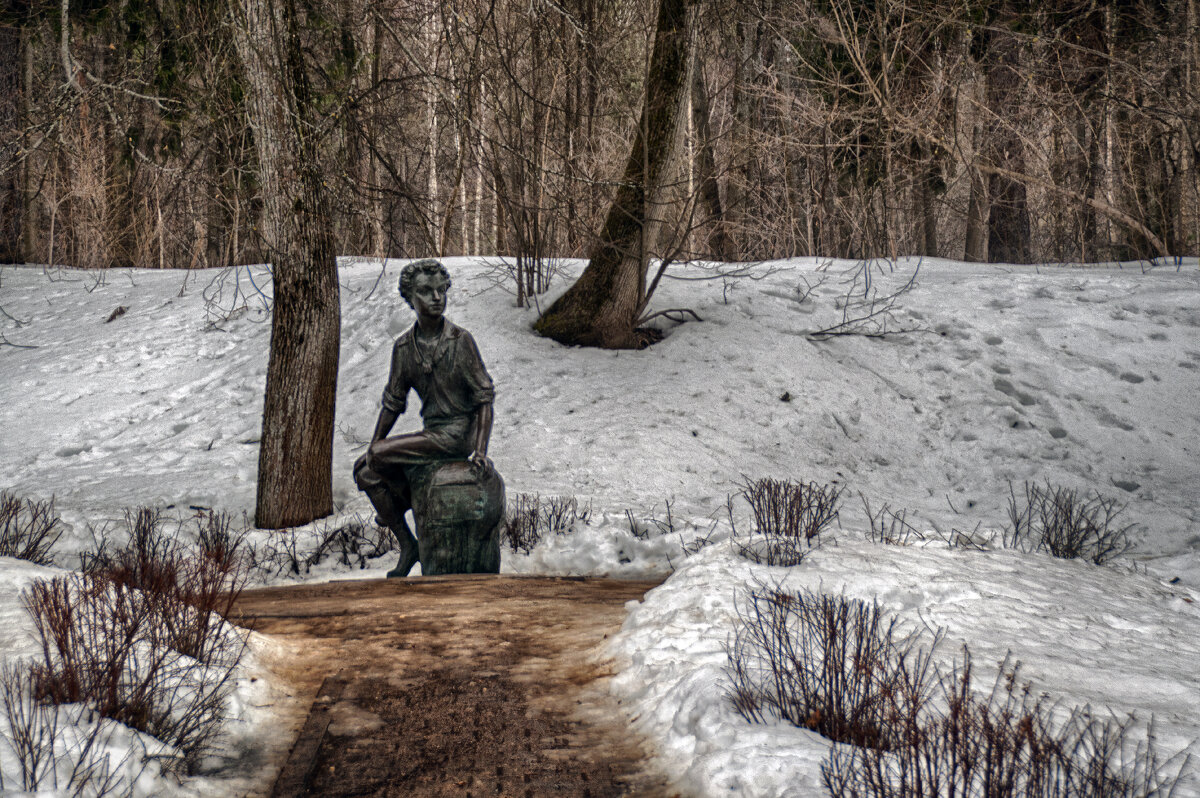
[501,494,589,554]
[860,494,927,546]
[1007,482,1133,565]
[254,515,394,576]
[740,477,842,542]
[728,585,939,750]
[626,499,677,541]
[80,507,174,583]
[733,534,815,567]
[0,491,64,565]
[194,509,253,573]
[544,495,588,534]
[255,527,308,577]
[23,570,244,774]
[822,650,1188,797]
[502,494,543,554]
[80,507,250,664]
[731,478,841,566]
[928,520,992,552]
[28,507,248,772]
[681,521,721,557]
[0,662,144,796]
[308,516,395,570]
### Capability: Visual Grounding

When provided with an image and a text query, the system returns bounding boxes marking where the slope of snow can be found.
[1,255,1198,795]
[607,536,1200,796]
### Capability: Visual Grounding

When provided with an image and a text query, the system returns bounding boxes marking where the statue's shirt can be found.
[381,319,495,425]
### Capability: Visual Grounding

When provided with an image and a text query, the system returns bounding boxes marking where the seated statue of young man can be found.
[353,259,495,577]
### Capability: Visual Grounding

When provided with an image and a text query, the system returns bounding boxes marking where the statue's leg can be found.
[362,425,472,577]
[354,453,420,577]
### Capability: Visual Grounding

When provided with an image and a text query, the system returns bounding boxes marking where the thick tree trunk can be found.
[534,0,695,349]
[234,0,341,529]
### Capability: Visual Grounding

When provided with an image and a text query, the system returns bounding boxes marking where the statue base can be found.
[408,460,504,575]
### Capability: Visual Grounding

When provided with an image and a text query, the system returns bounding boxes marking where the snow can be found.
[1,255,1199,795]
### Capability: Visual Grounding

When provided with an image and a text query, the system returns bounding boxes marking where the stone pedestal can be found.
[409,460,504,575]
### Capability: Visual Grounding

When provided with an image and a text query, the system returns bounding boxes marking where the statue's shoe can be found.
[386,546,419,578]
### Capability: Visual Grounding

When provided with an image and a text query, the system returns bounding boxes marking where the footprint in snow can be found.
[1095,408,1136,432]
[993,377,1038,407]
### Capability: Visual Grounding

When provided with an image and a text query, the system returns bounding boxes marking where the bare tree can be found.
[535,0,699,348]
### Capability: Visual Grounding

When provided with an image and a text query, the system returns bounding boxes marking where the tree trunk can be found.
[0,25,21,263]
[691,55,732,260]
[1177,0,1199,255]
[983,27,1031,264]
[534,0,695,349]
[233,0,341,529]
[21,27,36,264]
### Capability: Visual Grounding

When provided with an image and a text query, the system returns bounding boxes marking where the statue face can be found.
[411,271,449,321]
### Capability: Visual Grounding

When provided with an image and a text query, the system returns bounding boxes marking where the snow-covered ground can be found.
[1,255,1198,796]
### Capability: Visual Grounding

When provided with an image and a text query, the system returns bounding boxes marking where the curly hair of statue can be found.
[398,259,453,307]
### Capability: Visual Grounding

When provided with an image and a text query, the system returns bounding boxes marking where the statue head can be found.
[399,259,453,309]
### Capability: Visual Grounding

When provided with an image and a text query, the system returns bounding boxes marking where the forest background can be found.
[2,0,1198,278]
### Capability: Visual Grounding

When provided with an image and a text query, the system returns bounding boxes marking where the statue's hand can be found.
[468,451,492,472]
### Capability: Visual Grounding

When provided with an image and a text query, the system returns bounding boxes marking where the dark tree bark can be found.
[21,26,35,264]
[533,0,696,349]
[0,24,21,263]
[982,23,1031,264]
[691,55,733,260]
[234,0,341,528]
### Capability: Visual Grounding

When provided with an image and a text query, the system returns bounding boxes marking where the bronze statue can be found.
[354,259,504,577]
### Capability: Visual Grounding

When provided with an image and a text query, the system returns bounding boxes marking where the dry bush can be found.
[254,514,395,576]
[307,516,395,571]
[728,585,939,750]
[733,534,815,567]
[860,494,927,546]
[0,662,143,796]
[501,494,588,554]
[740,477,842,542]
[1007,482,1133,565]
[625,499,678,541]
[0,491,64,566]
[82,508,249,664]
[23,571,244,774]
[822,650,1187,797]
[29,507,249,772]
[194,509,253,573]
[731,478,842,566]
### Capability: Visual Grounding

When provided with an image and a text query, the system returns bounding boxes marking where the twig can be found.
[638,307,703,326]
[0,333,38,349]
[0,306,30,327]
[809,260,930,339]
[364,258,389,301]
